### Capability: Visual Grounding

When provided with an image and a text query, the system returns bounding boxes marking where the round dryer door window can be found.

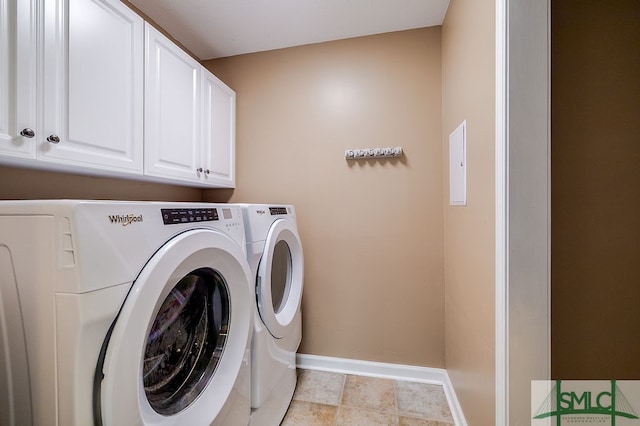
[143,267,230,415]
[270,240,292,314]
[257,219,304,339]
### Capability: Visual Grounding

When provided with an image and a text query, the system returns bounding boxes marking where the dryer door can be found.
[95,229,252,426]
[256,218,304,339]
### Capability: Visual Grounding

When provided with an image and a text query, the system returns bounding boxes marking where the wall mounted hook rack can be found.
[345,147,403,160]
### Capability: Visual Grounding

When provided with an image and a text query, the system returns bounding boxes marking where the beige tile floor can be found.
[281,369,455,426]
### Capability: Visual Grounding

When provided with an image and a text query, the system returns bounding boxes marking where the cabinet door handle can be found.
[20,128,35,138]
[46,134,60,144]
[197,167,204,173]
[205,169,210,175]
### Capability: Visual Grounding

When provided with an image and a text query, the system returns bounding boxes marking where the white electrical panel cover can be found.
[449,120,466,206]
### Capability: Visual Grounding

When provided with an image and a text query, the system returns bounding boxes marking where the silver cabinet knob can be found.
[197,167,204,173]
[20,128,35,138]
[46,134,60,144]
[204,169,210,175]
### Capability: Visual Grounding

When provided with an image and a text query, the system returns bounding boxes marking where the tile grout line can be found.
[393,379,400,425]
[333,373,347,426]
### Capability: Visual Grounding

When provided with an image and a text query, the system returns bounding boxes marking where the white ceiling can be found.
[129,0,451,60]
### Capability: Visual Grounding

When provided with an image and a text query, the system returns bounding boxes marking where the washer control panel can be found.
[161,208,218,225]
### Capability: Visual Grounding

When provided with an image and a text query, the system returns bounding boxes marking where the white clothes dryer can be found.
[236,204,304,426]
[0,200,253,426]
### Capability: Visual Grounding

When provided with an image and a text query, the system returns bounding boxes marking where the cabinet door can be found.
[40,0,143,174]
[201,69,235,188]
[144,24,201,183]
[0,0,37,160]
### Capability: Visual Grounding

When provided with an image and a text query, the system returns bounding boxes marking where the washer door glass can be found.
[143,267,230,415]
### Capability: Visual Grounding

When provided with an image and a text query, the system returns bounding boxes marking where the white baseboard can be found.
[296,353,467,426]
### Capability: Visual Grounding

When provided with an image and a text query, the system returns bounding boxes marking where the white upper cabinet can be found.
[0,0,144,174]
[144,24,201,182]
[0,0,37,159]
[41,0,144,173]
[201,70,236,187]
[144,24,236,188]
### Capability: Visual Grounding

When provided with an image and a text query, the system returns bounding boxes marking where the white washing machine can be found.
[0,200,253,426]
[236,204,304,426]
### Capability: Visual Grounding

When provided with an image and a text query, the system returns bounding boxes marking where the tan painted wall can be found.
[204,28,446,367]
[441,0,495,423]
[551,0,640,379]
[0,166,201,201]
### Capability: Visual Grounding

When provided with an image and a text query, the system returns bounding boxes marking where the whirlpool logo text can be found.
[108,214,143,226]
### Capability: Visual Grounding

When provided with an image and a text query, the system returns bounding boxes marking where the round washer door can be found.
[98,229,252,426]
[256,218,304,339]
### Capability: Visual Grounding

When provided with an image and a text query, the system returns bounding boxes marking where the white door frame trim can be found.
[494,0,508,423]
[495,0,551,423]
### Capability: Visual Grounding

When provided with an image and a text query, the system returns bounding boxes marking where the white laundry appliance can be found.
[0,200,253,426]
[237,204,304,426]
